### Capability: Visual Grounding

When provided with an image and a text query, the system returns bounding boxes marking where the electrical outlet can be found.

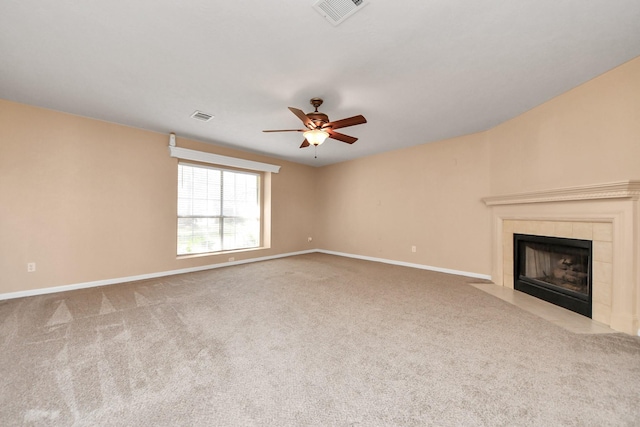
[27,262,36,272]
[411,246,416,253]
[308,237,313,242]
[228,257,235,262]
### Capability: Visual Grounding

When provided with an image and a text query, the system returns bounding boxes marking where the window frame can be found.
[177,161,263,256]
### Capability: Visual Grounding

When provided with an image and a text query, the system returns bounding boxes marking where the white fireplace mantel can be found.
[482,180,640,206]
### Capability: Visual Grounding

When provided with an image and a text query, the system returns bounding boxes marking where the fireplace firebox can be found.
[514,234,592,317]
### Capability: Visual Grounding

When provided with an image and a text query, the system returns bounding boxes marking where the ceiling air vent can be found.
[190,111,214,122]
[312,0,369,26]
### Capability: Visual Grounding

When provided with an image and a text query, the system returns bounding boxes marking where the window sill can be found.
[176,246,267,260]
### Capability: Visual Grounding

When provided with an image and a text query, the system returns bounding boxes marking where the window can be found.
[177,162,260,255]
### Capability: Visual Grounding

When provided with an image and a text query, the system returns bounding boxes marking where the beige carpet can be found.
[1,253,639,426]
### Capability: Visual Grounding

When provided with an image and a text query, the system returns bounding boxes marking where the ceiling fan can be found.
[263,98,367,148]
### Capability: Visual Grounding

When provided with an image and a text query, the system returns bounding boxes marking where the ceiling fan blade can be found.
[300,139,310,148]
[262,129,305,133]
[327,129,358,144]
[288,107,314,128]
[323,115,367,130]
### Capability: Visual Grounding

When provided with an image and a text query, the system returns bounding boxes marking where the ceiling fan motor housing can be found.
[307,112,329,128]
[308,98,329,128]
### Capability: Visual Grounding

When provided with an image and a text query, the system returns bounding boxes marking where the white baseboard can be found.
[0,250,316,301]
[316,250,492,281]
[0,249,491,301]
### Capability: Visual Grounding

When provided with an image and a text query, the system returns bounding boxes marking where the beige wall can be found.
[0,100,317,293]
[488,56,640,194]
[2,56,639,295]
[315,132,492,276]
[316,56,640,278]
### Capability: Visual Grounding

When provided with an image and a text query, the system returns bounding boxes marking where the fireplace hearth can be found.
[514,234,592,317]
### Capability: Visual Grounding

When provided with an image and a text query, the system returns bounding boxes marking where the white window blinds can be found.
[177,163,260,255]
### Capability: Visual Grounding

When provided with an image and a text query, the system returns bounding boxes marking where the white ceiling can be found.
[1,1,639,166]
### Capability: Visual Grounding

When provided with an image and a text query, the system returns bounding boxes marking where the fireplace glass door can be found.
[514,234,592,317]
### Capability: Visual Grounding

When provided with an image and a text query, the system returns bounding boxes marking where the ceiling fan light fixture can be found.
[304,129,329,146]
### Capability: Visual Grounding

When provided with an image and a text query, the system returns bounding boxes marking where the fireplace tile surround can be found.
[483,181,640,335]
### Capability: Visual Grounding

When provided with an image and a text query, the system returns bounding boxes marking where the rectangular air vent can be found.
[190,111,214,122]
[312,0,368,26]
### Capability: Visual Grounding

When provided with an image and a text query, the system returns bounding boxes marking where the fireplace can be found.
[514,234,592,317]
[482,181,640,334]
